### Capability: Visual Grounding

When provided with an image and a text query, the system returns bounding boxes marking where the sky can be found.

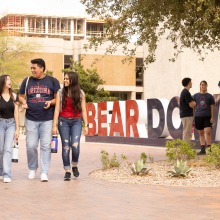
[0,0,86,17]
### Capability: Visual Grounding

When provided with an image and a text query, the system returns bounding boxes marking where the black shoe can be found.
[64,172,71,181]
[197,148,206,155]
[72,167,79,177]
[197,145,206,155]
[197,150,206,155]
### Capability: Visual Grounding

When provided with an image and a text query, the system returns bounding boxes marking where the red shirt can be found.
[59,96,81,118]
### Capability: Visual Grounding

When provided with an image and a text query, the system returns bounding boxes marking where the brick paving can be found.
[0,134,220,220]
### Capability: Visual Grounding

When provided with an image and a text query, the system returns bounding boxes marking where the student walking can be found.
[193,80,215,155]
[0,75,19,183]
[52,71,88,181]
[19,58,60,182]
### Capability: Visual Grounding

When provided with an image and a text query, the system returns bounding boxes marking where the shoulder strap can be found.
[25,77,30,96]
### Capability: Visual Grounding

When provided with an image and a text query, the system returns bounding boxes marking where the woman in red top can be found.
[53,72,88,181]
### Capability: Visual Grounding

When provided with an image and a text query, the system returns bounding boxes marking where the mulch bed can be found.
[90,159,220,187]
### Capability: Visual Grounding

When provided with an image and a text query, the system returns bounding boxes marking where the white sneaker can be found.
[28,170,36,180]
[41,173,48,182]
[3,178,12,183]
[0,176,3,180]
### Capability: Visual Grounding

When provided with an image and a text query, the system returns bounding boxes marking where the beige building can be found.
[0,12,144,100]
[1,10,218,101]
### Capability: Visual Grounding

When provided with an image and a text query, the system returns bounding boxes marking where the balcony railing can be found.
[86,31,104,37]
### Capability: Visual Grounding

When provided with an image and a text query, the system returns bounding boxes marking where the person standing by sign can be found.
[0,75,19,183]
[193,80,215,155]
[19,58,60,182]
[180,78,196,142]
[52,71,88,181]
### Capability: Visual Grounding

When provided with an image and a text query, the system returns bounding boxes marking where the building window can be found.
[64,55,73,69]
[136,58,143,86]
[86,23,104,36]
[36,18,45,33]
[136,93,142,100]
[110,92,127,100]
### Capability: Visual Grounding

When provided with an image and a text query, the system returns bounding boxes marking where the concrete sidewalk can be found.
[0,135,220,220]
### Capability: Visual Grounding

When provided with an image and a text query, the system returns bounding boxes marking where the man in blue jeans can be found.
[19,58,60,182]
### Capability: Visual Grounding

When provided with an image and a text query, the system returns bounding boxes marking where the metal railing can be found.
[86,31,104,37]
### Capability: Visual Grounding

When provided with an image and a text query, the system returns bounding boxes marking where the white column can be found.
[45,18,48,37]
[24,17,28,37]
[70,19,74,41]
[83,18,87,40]
[130,91,136,100]
[143,43,147,100]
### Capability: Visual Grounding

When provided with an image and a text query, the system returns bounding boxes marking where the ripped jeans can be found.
[58,117,82,170]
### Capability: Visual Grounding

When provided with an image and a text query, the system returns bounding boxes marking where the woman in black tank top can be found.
[0,75,19,183]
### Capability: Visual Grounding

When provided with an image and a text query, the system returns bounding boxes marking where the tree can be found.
[64,60,118,102]
[0,31,35,89]
[45,70,53,76]
[81,0,220,65]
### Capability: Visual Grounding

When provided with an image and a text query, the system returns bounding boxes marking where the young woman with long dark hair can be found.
[52,72,88,181]
[193,80,215,155]
[0,75,19,183]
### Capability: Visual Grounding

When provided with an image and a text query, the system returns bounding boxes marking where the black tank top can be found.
[0,96,14,119]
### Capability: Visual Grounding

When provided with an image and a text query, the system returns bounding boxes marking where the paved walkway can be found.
[0,135,220,220]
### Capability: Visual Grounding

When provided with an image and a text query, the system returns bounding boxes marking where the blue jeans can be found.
[25,119,53,174]
[0,118,15,179]
[58,117,82,170]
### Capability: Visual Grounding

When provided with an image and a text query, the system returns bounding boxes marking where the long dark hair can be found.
[62,72,82,113]
[0,75,15,101]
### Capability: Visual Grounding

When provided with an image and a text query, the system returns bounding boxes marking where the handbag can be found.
[18,77,30,127]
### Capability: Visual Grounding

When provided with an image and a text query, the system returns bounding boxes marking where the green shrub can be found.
[100,150,127,169]
[140,152,147,163]
[138,152,154,163]
[204,143,220,168]
[130,152,151,175]
[110,153,120,168]
[166,139,196,161]
[168,159,192,177]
